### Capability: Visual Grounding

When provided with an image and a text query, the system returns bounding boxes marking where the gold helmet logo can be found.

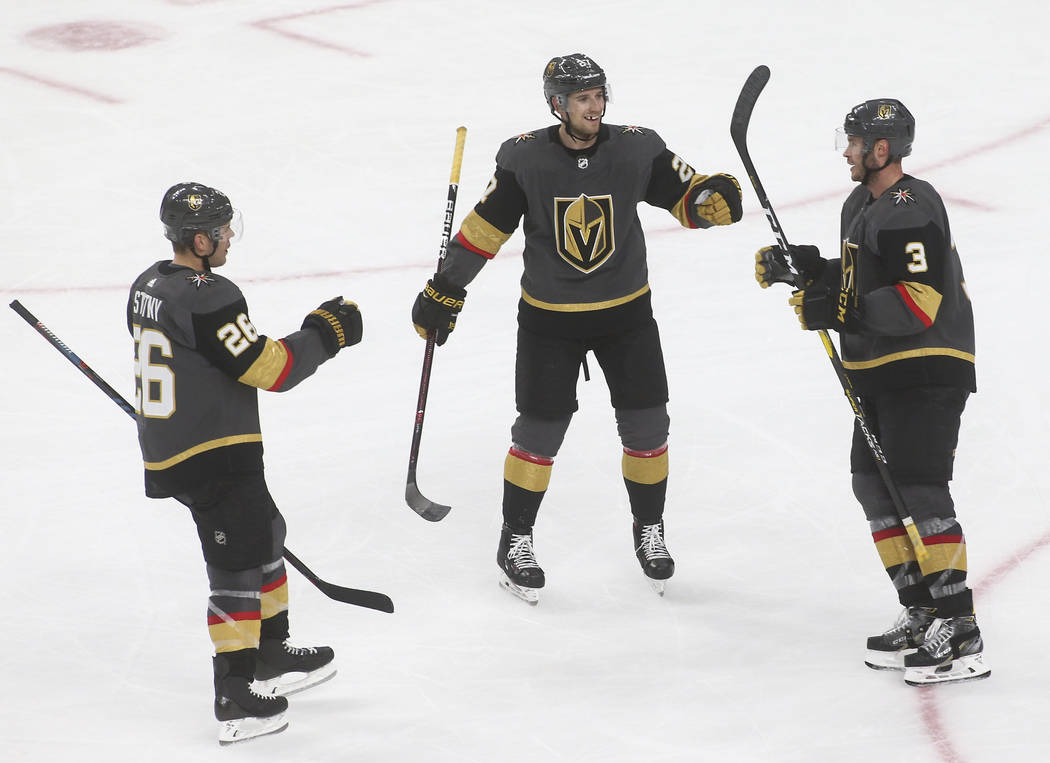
[553,193,616,272]
[876,104,896,120]
[187,194,203,211]
[545,59,557,77]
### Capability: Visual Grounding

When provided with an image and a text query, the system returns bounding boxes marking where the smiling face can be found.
[842,134,870,183]
[842,134,894,184]
[558,86,605,144]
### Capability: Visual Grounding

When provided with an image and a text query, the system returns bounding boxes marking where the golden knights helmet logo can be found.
[876,103,897,120]
[553,193,615,272]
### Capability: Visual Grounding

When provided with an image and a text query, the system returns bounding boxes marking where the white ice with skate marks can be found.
[4,1,1050,761]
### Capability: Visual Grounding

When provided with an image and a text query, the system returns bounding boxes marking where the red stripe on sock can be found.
[261,575,288,593]
[207,610,261,626]
[508,446,554,466]
[623,444,668,459]
[872,527,907,542]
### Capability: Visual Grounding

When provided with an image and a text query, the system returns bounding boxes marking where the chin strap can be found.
[552,96,605,146]
[861,149,894,185]
[192,235,218,272]
[563,122,590,144]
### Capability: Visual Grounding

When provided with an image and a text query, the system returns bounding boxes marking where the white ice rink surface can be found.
[3,1,1049,761]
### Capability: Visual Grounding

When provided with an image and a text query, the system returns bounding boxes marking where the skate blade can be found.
[498,571,539,605]
[864,648,916,671]
[647,578,666,596]
[904,654,991,686]
[218,712,288,745]
[254,664,337,697]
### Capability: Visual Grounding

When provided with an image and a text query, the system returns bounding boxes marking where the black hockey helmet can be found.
[542,53,609,117]
[159,182,234,248]
[842,99,915,159]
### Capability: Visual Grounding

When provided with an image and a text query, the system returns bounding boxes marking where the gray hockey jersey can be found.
[441,123,719,336]
[828,176,976,395]
[127,261,331,496]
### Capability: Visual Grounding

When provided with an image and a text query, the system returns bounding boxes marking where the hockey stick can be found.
[405,125,467,522]
[730,65,929,562]
[9,299,396,611]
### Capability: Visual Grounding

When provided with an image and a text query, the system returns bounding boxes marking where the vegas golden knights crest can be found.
[553,193,615,272]
[840,240,859,318]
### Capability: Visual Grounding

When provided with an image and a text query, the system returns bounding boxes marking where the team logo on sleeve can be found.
[621,125,646,135]
[553,193,615,272]
[186,272,214,288]
[514,132,536,144]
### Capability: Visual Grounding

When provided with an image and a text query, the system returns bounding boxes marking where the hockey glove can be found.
[691,173,743,227]
[302,297,363,357]
[412,272,467,346]
[754,247,796,289]
[788,288,857,332]
[755,244,826,288]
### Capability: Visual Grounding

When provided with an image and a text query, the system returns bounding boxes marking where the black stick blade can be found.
[406,477,451,522]
[282,548,394,613]
[730,64,770,149]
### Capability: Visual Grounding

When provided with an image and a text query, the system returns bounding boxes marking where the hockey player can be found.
[128,182,363,743]
[754,100,988,685]
[411,54,742,603]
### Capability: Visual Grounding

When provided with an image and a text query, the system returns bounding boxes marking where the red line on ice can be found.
[0,66,121,104]
[250,0,396,57]
[920,529,1050,762]
[6,116,1050,296]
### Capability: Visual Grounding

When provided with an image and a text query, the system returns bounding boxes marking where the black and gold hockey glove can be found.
[412,272,467,346]
[755,247,795,288]
[691,173,743,227]
[303,297,363,357]
[788,288,857,332]
[755,244,826,288]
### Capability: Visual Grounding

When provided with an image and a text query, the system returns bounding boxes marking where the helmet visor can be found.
[226,209,244,242]
[834,127,852,152]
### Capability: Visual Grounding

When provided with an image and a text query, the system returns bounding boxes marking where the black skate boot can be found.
[864,606,936,670]
[254,638,337,697]
[633,520,674,595]
[903,615,990,685]
[497,523,545,605]
[214,651,288,745]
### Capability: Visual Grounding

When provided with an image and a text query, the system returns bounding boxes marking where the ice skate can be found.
[497,523,544,605]
[633,520,674,595]
[214,655,288,746]
[254,638,337,697]
[864,606,936,670]
[903,615,991,686]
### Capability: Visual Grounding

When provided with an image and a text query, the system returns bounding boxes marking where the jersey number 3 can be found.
[906,242,929,273]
